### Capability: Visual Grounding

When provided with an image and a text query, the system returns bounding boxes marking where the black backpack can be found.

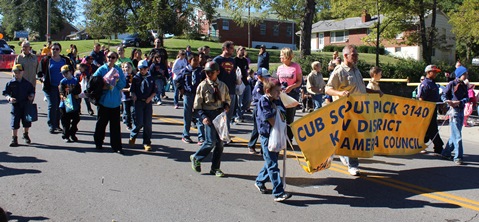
[86,75,105,106]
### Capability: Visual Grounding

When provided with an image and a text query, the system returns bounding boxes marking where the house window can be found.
[395,47,401,52]
[273,25,279,36]
[331,30,349,43]
[260,23,266,35]
[319,33,324,44]
[222,19,229,30]
[286,26,292,37]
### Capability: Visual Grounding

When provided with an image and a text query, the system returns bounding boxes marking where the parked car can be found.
[163,33,175,39]
[121,33,154,48]
[0,39,15,54]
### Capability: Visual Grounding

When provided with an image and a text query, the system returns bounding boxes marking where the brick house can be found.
[306,11,455,63]
[51,21,79,41]
[193,8,297,49]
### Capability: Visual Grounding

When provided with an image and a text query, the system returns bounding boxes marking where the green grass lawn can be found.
[13,38,402,67]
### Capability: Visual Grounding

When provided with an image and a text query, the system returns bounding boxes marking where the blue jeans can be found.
[44,87,61,130]
[183,92,204,140]
[130,101,153,145]
[193,111,224,170]
[226,94,236,130]
[173,79,180,106]
[442,109,464,161]
[236,85,251,119]
[248,106,259,148]
[122,100,134,128]
[312,94,323,110]
[154,79,165,103]
[256,135,285,197]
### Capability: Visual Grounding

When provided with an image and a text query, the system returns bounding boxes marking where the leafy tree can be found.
[0,0,77,40]
[449,0,479,62]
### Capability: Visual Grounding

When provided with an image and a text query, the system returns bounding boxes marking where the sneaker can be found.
[62,137,72,143]
[126,126,132,131]
[156,101,162,105]
[190,155,201,172]
[274,193,292,202]
[248,147,258,154]
[454,158,463,165]
[88,109,95,116]
[9,136,18,147]
[348,167,360,176]
[162,95,169,99]
[70,135,78,142]
[49,128,57,134]
[182,137,193,144]
[441,155,453,160]
[129,138,136,146]
[174,105,179,109]
[420,150,427,154]
[254,183,268,194]
[197,140,204,146]
[144,144,152,151]
[339,156,348,166]
[210,169,225,177]
[22,133,31,144]
[55,128,63,133]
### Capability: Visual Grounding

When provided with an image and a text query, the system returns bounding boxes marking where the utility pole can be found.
[46,0,50,41]
[247,2,251,48]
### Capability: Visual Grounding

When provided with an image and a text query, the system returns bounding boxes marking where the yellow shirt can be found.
[41,47,51,56]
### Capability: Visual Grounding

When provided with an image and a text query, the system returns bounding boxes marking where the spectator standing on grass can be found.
[131,49,142,70]
[172,50,188,109]
[14,41,39,91]
[257,45,269,71]
[441,66,469,165]
[38,42,73,134]
[214,41,237,141]
[92,51,126,154]
[276,47,302,142]
[418,65,445,155]
[325,45,382,176]
[234,46,250,123]
[306,61,326,110]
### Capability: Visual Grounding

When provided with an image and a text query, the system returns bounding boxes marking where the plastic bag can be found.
[25,103,38,122]
[464,102,473,116]
[64,94,80,113]
[79,76,88,98]
[235,82,245,95]
[236,67,242,85]
[268,111,287,152]
[280,92,300,108]
[212,111,231,143]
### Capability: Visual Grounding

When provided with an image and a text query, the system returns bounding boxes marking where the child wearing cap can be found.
[247,68,270,154]
[190,61,231,177]
[441,66,469,165]
[3,64,35,146]
[129,60,157,151]
[59,65,81,142]
[306,61,326,110]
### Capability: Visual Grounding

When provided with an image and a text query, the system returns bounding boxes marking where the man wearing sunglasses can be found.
[92,52,126,154]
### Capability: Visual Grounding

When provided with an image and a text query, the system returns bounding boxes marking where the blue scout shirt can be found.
[257,51,269,70]
[130,73,156,100]
[149,62,168,80]
[418,77,441,102]
[444,79,469,109]
[93,64,126,108]
[213,55,236,94]
[59,77,81,108]
[252,80,264,106]
[181,65,204,94]
[256,95,285,137]
[3,77,35,105]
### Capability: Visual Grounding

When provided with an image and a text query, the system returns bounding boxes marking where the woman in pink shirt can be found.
[276,47,302,141]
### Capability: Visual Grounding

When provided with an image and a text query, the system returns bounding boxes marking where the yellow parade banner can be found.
[290,94,436,174]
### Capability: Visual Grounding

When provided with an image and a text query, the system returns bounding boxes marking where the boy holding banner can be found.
[325,45,382,176]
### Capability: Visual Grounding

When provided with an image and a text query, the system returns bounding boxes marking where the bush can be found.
[294,54,330,76]
[357,45,369,53]
[322,45,335,52]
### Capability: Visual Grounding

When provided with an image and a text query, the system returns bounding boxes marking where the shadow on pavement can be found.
[6,212,49,222]
[0,152,44,178]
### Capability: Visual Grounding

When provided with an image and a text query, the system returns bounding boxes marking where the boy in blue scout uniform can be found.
[178,52,205,144]
[59,65,81,142]
[129,60,157,151]
[247,68,270,154]
[3,64,35,147]
[190,61,231,177]
[254,78,292,202]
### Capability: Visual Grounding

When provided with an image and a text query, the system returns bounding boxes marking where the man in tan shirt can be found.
[325,45,382,176]
[306,61,326,110]
[14,41,39,90]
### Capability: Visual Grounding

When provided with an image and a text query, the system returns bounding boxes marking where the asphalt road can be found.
[1,71,479,222]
